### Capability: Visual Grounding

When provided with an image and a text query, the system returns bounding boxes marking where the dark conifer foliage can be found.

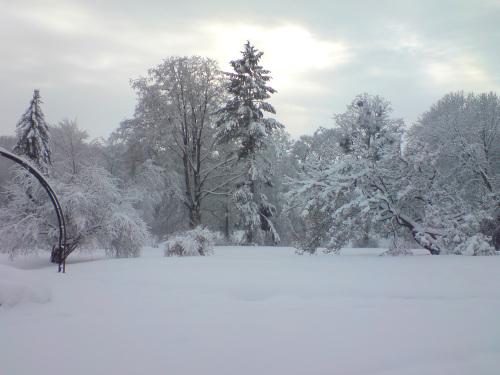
[217,42,283,244]
[13,89,52,173]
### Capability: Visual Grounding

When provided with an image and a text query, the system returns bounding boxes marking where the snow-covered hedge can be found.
[164,227,215,257]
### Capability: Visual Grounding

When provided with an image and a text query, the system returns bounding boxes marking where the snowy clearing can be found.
[1,246,500,375]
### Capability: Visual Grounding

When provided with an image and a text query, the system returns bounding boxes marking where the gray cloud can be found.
[0,0,498,139]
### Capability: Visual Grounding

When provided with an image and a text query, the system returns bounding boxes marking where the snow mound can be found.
[0,265,51,307]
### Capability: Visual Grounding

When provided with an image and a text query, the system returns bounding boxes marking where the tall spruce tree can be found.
[13,89,52,173]
[217,41,283,244]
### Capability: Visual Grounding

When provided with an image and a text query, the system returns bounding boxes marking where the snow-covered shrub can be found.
[0,166,149,259]
[164,227,215,257]
[453,234,496,256]
[105,211,149,258]
[441,214,496,256]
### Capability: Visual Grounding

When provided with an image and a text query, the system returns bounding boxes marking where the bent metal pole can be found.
[0,147,68,272]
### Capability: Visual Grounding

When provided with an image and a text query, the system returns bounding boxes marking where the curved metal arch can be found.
[0,147,68,272]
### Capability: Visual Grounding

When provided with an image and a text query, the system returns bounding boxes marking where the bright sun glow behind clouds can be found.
[203,23,352,93]
[199,23,353,135]
[9,0,352,96]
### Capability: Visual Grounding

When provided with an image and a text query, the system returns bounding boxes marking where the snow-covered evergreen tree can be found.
[13,90,52,173]
[216,41,283,245]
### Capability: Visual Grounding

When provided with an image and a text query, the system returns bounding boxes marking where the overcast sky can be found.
[0,0,499,139]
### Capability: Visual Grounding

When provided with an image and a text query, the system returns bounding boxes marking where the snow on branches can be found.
[164,227,216,256]
[0,165,148,258]
[13,90,51,174]
[216,41,283,245]
[287,93,499,255]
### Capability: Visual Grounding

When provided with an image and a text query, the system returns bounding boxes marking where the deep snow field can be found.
[1,246,500,375]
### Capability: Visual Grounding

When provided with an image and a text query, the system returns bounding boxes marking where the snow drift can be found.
[0,264,51,307]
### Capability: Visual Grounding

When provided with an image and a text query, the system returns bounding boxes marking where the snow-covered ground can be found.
[1,246,500,375]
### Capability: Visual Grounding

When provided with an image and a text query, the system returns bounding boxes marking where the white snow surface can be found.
[0,265,51,307]
[1,246,500,375]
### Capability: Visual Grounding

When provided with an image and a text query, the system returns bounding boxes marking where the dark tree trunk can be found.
[493,224,500,251]
[410,230,441,255]
[395,213,441,255]
[224,199,230,240]
[188,207,201,229]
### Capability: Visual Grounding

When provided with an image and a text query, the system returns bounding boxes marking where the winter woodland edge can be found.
[0,42,499,260]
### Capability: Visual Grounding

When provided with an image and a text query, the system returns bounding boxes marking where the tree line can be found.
[1,41,499,257]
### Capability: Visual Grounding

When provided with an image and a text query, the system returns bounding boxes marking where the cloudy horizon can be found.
[1,0,499,140]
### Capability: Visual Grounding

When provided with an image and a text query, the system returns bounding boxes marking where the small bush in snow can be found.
[105,212,148,258]
[453,234,496,256]
[164,227,215,257]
